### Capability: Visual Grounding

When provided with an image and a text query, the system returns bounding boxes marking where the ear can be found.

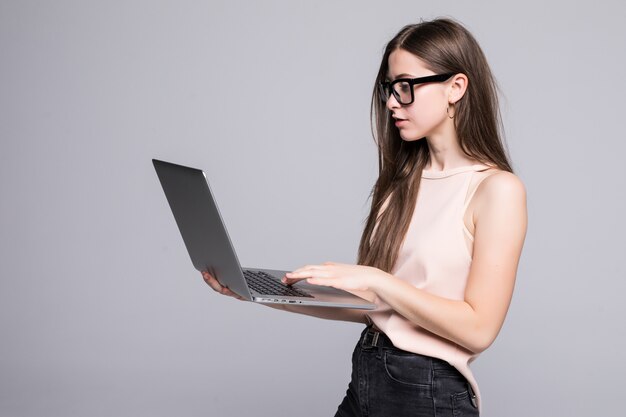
[448,73,468,104]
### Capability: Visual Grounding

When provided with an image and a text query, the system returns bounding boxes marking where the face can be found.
[384,49,456,141]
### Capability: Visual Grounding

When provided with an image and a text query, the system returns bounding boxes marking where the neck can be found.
[424,123,477,171]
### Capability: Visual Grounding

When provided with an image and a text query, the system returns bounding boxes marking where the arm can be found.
[200,270,370,324]
[372,172,527,352]
[264,303,370,324]
[285,172,528,353]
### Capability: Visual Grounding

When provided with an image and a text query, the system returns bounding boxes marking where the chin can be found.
[399,131,425,142]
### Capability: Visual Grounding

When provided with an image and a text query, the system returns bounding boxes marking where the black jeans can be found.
[334,326,479,417]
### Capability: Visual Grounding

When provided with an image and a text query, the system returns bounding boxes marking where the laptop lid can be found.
[152,159,252,300]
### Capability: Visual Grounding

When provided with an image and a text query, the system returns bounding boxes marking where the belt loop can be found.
[361,327,372,349]
[372,331,379,346]
[374,331,383,359]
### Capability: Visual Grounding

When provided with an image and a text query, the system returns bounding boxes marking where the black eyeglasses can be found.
[379,73,456,105]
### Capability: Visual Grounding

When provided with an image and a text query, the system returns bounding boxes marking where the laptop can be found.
[153,159,375,310]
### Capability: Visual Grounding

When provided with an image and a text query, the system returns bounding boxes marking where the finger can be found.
[290,264,326,274]
[203,273,244,300]
[284,269,334,285]
[284,270,316,281]
[202,271,245,300]
[201,270,216,281]
[281,275,309,285]
[307,277,338,287]
[282,269,310,283]
[282,267,313,284]
[201,271,224,292]
[288,265,332,275]
[311,269,334,278]
[222,287,245,300]
[220,286,237,297]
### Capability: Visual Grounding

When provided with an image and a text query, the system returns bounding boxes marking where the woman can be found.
[203,17,527,417]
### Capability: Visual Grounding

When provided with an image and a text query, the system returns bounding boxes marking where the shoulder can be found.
[479,169,526,200]
[474,169,527,221]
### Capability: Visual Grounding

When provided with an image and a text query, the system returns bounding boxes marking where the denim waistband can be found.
[359,325,459,373]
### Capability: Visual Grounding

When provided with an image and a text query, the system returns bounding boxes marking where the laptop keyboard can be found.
[243,270,313,298]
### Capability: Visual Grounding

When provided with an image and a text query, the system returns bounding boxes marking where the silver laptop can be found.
[153,159,375,309]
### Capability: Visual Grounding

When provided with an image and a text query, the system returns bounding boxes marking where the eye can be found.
[395,82,411,94]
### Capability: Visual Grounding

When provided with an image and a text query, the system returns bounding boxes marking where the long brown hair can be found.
[357,17,513,272]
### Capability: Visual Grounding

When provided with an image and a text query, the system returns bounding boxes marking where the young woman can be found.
[203,17,527,417]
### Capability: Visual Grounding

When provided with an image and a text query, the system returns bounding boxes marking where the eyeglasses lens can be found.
[392,81,412,104]
[380,81,412,105]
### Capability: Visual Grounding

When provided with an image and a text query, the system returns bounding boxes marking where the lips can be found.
[394,117,408,126]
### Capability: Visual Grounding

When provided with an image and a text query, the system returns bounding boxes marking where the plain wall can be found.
[1,1,625,416]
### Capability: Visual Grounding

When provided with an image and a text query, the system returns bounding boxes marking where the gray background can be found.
[1,0,624,416]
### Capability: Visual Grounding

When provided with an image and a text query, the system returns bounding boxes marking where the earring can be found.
[446,102,455,119]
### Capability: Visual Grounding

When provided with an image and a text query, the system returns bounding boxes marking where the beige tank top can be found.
[367,163,499,411]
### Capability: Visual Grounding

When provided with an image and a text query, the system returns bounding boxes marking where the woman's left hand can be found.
[282,261,389,293]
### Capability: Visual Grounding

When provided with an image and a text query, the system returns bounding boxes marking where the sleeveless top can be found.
[367,163,498,412]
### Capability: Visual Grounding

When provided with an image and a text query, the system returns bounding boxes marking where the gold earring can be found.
[446,102,455,119]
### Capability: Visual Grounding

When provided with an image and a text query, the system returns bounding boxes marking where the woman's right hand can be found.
[201,270,246,301]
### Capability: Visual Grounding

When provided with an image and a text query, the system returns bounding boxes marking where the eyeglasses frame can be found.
[379,73,457,105]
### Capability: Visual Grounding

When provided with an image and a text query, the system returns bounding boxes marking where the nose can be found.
[385,93,401,110]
